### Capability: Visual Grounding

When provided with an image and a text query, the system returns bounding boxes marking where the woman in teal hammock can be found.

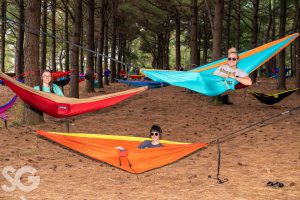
[214,47,252,86]
[34,70,64,96]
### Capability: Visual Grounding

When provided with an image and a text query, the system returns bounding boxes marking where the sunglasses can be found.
[150,132,159,136]
[228,57,238,61]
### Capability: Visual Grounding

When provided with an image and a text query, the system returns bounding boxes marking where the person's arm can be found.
[52,84,64,96]
[213,66,228,78]
[228,73,252,86]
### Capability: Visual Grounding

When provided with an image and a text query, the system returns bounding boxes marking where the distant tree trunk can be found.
[69,0,82,98]
[110,0,118,82]
[64,0,69,71]
[15,0,24,77]
[51,0,56,71]
[104,12,109,85]
[0,0,6,72]
[235,0,241,50]
[80,19,84,74]
[163,21,170,70]
[175,13,181,70]
[85,0,95,93]
[198,15,202,65]
[41,0,47,71]
[278,0,286,90]
[157,32,163,69]
[190,0,198,69]
[23,0,43,125]
[117,33,123,78]
[225,0,232,51]
[249,0,259,83]
[294,0,300,94]
[96,0,105,88]
[291,0,300,77]
[203,12,209,64]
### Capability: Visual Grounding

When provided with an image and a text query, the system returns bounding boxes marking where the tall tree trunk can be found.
[0,0,6,72]
[206,0,224,104]
[51,0,56,71]
[198,15,202,65]
[64,0,69,71]
[80,19,84,74]
[85,0,95,92]
[226,0,232,51]
[69,0,82,98]
[15,0,24,77]
[211,0,224,61]
[96,0,105,88]
[23,0,43,125]
[163,21,170,70]
[203,12,209,64]
[157,33,163,69]
[110,0,118,82]
[104,12,109,85]
[249,0,259,83]
[117,33,122,78]
[41,0,47,72]
[235,0,241,50]
[294,0,300,94]
[175,13,181,70]
[291,0,299,77]
[278,0,286,89]
[190,0,198,69]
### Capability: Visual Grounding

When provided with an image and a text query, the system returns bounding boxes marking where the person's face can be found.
[42,71,52,85]
[150,131,160,142]
[227,53,239,67]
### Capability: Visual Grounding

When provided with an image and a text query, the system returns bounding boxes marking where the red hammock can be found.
[0,72,147,118]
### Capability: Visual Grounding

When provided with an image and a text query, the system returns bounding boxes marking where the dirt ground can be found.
[0,77,299,200]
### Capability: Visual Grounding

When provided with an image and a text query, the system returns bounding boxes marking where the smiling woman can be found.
[33,70,64,96]
[138,124,164,149]
[213,47,252,86]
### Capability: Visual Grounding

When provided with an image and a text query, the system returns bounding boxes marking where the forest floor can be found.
[0,77,299,200]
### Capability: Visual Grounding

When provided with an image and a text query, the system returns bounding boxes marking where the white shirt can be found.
[214,64,248,78]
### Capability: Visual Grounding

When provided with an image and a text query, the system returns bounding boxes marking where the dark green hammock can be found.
[249,88,298,105]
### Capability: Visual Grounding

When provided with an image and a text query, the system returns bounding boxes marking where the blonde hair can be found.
[228,47,239,59]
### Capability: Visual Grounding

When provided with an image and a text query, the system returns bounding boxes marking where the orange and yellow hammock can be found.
[36,130,207,173]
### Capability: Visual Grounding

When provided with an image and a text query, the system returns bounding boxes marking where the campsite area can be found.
[0,77,299,200]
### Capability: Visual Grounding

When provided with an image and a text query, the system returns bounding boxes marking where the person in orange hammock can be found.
[138,124,164,149]
[213,47,252,86]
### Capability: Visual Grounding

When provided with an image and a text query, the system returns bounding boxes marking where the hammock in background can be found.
[36,130,207,174]
[0,72,147,118]
[116,79,169,89]
[0,95,18,127]
[249,88,298,105]
[142,33,299,96]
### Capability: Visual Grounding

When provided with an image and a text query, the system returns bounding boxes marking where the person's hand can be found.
[228,74,236,79]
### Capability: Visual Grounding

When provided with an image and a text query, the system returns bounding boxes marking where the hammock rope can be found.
[208,105,300,145]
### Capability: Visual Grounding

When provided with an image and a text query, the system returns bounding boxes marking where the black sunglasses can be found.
[228,57,237,61]
[150,132,159,136]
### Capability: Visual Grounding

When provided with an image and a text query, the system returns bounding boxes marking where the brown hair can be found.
[39,70,54,93]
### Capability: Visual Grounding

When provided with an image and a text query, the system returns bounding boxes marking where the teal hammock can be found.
[142,33,299,96]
